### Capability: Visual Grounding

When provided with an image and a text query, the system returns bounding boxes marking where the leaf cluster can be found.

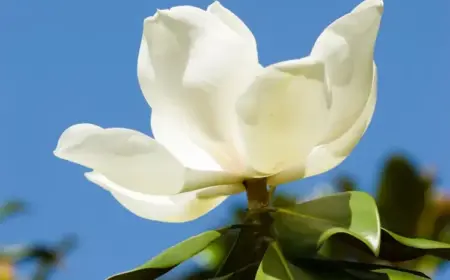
[108,155,450,280]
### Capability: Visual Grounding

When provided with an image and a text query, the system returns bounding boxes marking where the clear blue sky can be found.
[1,0,449,279]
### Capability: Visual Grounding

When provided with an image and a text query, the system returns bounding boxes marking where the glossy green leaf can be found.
[316,231,377,262]
[255,242,315,280]
[376,156,430,237]
[272,191,380,257]
[197,228,243,277]
[433,214,450,242]
[209,262,259,280]
[291,257,430,280]
[214,216,273,278]
[108,230,223,280]
[256,245,429,280]
[378,229,450,261]
[348,268,430,279]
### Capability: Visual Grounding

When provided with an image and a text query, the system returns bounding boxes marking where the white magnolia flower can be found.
[55,0,383,223]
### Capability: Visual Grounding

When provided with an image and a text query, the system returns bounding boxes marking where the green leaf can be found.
[433,214,450,242]
[348,268,430,279]
[291,258,430,280]
[316,232,377,262]
[256,246,430,280]
[214,217,273,278]
[376,156,430,237]
[272,191,380,257]
[193,234,233,270]
[208,262,259,280]
[378,229,450,261]
[375,269,430,279]
[195,228,240,274]
[107,230,223,280]
[255,242,315,280]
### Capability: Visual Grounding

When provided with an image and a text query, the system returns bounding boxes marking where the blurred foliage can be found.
[0,201,25,223]
[0,201,77,280]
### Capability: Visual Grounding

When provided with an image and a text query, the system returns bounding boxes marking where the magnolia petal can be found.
[151,112,223,171]
[236,57,330,174]
[139,5,259,172]
[305,64,377,177]
[311,0,383,143]
[85,172,230,223]
[54,124,243,195]
[207,2,257,52]
[268,64,377,186]
[196,184,245,199]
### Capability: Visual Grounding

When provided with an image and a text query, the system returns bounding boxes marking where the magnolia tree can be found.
[54,0,450,279]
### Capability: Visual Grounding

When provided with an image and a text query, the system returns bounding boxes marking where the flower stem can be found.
[244,178,270,211]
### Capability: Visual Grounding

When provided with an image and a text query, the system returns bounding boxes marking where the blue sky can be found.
[1,0,449,279]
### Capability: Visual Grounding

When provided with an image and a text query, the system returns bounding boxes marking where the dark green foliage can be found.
[109,155,450,279]
[273,192,380,258]
[376,155,431,237]
[108,191,450,279]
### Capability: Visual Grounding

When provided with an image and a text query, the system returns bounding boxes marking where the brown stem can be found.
[244,178,269,210]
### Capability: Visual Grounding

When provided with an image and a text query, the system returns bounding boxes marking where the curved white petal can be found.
[268,64,377,186]
[207,2,257,52]
[305,64,377,176]
[236,57,330,175]
[54,124,243,195]
[85,172,233,223]
[196,184,245,199]
[139,5,259,172]
[311,0,383,143]
[151,112,223,171]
